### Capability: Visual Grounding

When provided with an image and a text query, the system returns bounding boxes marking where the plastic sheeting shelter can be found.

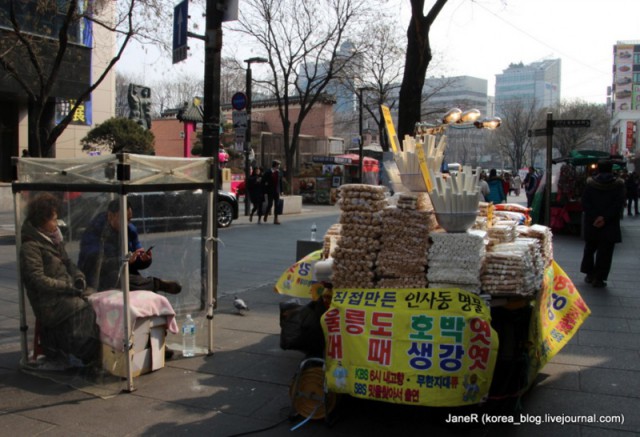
[13,154,218,395]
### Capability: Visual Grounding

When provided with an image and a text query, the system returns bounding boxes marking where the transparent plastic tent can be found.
[14,154,218,396]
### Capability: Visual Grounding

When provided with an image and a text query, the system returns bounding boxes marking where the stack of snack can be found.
[515,238,545,291]
[427,230,487,294]
[331,184,388,288]
[486,220,517,246]
[322,223,342,259]
[376,206,434,288]
[517,224,553,267]
[481,240,540,296]
[396,192,433,211]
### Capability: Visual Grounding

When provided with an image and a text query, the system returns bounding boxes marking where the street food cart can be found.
[14,154,218,396]
[276,120,590,422]
[531,150,626,232]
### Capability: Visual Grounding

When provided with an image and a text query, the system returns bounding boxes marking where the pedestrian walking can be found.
[502,172,511,201]
[478,171,490,201]
[247,167,265,224]
[512,173,522,196]
[263,160,283,225]
[625,170,639,216]
[485,168,506,204]
[523,167,538,208]
[580,161,625,288]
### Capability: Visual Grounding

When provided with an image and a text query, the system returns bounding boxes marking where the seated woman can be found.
[20,193,100,367]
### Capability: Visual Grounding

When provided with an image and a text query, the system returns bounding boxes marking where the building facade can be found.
[423,75,490,118]
[0,0,115,180]
[609,41,640,159]
[494,59,561,114]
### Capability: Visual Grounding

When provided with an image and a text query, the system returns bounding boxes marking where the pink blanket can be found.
[89,290,179,351]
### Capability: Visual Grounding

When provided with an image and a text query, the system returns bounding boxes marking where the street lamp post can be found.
[244,57,268,216]
[358,87,374,183]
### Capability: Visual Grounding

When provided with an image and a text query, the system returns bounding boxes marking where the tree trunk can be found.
[27,98,57,157]
[398,0,448,142]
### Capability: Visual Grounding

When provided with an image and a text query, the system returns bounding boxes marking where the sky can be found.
[118,0,640,105]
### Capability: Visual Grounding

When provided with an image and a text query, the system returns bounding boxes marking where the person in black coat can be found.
[262,160,283,224]
[625,170,639,216]
[247,167,265,223]
[580,161,626,288]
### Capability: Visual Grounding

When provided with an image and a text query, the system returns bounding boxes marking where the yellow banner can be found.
[275,250,326,299]
[381,105,400,153]
[414,142,434,192]
[321,288,499,407]
[528,261,591,381]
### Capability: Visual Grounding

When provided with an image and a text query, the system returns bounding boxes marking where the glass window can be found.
[0,0,89,46]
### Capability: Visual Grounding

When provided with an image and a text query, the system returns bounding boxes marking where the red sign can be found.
[626,121,635,151]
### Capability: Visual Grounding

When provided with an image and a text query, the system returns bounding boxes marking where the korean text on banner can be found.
[275,250,324,299]
[321,288,499,407]
[527,261,591,383]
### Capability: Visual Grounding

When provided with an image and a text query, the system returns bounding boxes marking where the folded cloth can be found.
[89,290,179,351]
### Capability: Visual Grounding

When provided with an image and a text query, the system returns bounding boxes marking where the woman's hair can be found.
[26,193,60,228]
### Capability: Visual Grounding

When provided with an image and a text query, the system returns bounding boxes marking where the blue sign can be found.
[231,92,248,111]
[173,0,188,64]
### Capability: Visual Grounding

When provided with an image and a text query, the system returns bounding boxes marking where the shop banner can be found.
[321,288,499,407]
[275,250,325,299]
[528,261,591,382]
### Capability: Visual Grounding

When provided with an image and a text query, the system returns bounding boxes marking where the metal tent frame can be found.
[13,153,218,392]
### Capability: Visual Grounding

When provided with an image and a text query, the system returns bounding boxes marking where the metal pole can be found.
[244,64,252,216]
[14,193,29,365]
[119,194,134,391]
[544,112,553,227]
[202,0,222,352]
[358,88,364,183]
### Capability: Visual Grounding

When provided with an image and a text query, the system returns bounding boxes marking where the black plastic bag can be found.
[280,299,326,357]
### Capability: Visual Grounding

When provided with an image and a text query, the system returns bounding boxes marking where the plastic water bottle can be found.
[310,223,317,241]
[182,314,196,357]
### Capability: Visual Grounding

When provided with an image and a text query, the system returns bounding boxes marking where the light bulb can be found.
[442,108,462,124]
[474,117,502,130]
[460,109,481,123]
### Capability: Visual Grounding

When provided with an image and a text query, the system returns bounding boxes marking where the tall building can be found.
[423,75,489,117]
[421,76,491,167]
[610,41,640,157]
[0,1,115,179]
[494,59,561,113]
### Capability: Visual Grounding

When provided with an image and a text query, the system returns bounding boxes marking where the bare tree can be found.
[0,0,173,156]
[235,0,370,191]
[152,76,205,116]
[493,99,540,171]
[334,20,404,152]
[554,100,610,157]
[221,56,246,105]
[397,0,449,141]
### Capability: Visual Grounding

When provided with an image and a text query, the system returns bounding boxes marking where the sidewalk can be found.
[0,203,639,436]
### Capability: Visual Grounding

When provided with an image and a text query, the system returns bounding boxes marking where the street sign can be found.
[528,128,549,137]
[172,1,188,64]
[231,92,248,111]
[312,156,352,165]
[232,110,248,129]
[551,119,591,128]
[232,110,248,144]
[172,0,189,64]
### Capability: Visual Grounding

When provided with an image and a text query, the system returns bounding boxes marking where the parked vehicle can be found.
[59,190,238,240]
[128,190,239,232]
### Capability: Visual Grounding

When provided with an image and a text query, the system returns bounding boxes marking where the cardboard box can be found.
[102,316,167,378]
